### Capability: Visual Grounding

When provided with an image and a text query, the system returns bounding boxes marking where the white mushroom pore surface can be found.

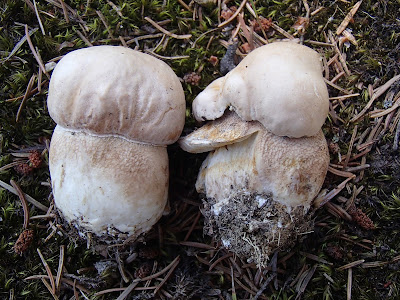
[179,42,330,265]
[47,46,185,241]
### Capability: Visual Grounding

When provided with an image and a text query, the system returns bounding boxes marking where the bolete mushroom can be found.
[47,46,185,244]
[192,41,329,138]
[180,42,330,266]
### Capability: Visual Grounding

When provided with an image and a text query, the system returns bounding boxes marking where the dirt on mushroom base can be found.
[201,191,313,268]
[55,207,140,255]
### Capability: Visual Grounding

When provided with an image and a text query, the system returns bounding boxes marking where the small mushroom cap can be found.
[48,46,185,145]
[193,42,329,138]
[179,111,263,153]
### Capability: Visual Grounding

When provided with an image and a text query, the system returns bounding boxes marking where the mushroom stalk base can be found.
[202,191,312,267]
[49,125,169,243]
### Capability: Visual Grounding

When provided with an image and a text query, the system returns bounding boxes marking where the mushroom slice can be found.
[179,111,263,153]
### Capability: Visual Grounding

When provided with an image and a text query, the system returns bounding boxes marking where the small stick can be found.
[218,0,247,28]
[96,10,114,39]
[329,93,360,101]
[0,179,48,212]
[297,265,317,296]
[116,249,130,283]
[230,266,237,300]
[30,214,56,220]
[10,180,30,229]
[347,268,352,300]
[25,275,90,293]
[305,40,333,47]
[393,117,400,150]
[33,0,46,35]
[328,166,355,178]
[41,278,59,300]
[144,17,191,39]
[370,99,400,118]
[59,0,70,23]
[119,36,128,47]
[144,49,190,60]
[16,74,36,123]
[325,202,352,221]
[299,251,333,265]
[24,24,47,76]
[345,164,370,172]
[270,23,295,40]
[351,74,400,122]
[107,0,124,17]
[337,259,365,271]
[115,280,140,300]
[177,0,192,12]
[336,1,362,36]
[343,125,358,169]
[24,0,35,11]
[209,252,233,271]
[331,71,346,83]
[37,248,56,294]
[179,241,215,250]
[329,31,350,76]
[76,30,93,46]
[184,211,201,242]
[153,256,180,296]
[319,176,355,207]
[324,78,350,94]
[73,279,79,300]
[55,245,65,292]
[141,255,180,282]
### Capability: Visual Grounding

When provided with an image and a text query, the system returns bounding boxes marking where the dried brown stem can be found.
[10,180,30,229]
[144,16,192,39]
[37,248,56,295]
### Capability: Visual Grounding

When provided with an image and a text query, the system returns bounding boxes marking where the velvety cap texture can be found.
[47,46,185,145]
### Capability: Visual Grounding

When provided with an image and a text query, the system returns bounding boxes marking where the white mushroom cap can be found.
[192,42,329,138]
[48,45,185,145]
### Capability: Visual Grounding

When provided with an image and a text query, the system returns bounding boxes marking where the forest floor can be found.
[1,0,400,299]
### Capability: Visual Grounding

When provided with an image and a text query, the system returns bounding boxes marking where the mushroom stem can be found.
[194,126,329,210]
[50,126,168,240]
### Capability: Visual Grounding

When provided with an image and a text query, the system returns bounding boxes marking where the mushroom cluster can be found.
[180,42,330,266]
[47,46,185,244]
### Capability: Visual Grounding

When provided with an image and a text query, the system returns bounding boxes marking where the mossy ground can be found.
[1,0,400,299]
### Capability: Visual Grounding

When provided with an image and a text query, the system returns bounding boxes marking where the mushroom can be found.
[192,41,329,138]
[180,42,330,266]
[47,46,185,243]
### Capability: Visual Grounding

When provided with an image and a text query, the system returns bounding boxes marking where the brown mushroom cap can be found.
[47,46,185,145]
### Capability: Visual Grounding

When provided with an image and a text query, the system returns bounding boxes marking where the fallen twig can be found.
[24,24,48,77]
[10,180,30,229]
[37,248,56,295]
[337,259,365,271]
[351,74,400,122]
[336,1,362,36]
[0,179,48,212]
[218,0,247,28]
[16,74,36,123]
[144,17,192,39]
